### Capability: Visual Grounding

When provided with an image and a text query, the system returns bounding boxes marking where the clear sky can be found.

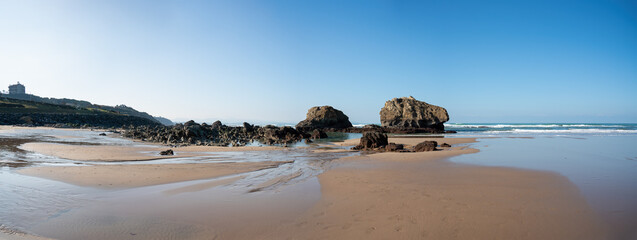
[1,0,635,124]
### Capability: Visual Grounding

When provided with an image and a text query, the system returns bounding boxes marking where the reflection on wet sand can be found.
[1,127,361,239]
[1,127,620,239]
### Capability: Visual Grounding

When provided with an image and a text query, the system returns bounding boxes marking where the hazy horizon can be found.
[1,0,636,124]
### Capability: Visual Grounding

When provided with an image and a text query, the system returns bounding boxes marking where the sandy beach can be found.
[269,148,606,239]
[9,135,609,239]
[18,142,282,162]
[18,161,292,189]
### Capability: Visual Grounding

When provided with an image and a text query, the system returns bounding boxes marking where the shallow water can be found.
[0,128,359,239]
[450,136,637,239]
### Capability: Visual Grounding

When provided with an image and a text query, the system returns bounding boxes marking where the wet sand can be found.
[267,145,607,239]
[18,161,292,188]
[11,134,609,239]
[0,225,52,240]
[19,142,283,162]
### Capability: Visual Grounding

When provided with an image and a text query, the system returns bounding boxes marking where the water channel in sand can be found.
[0,128,360,239]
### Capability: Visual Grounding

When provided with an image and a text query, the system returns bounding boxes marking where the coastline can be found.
[5,130,609,239]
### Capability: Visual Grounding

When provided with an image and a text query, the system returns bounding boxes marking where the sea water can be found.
[445,123,637,239]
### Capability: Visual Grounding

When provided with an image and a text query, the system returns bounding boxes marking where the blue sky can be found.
[1,0,635,123]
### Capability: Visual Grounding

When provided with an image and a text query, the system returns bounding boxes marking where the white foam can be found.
[445,124,626,128]
[486,129,637,134]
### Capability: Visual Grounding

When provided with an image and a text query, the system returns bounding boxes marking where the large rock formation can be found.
[296,106,352,131]
[379,96,449,130]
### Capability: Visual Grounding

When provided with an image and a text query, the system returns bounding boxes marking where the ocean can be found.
[442,123,637,238]
[444,123,637,136]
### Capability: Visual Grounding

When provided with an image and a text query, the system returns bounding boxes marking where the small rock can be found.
[440,143,451,147]
[211,120,223,129]
[243,122,254,132]
[98,133,107,136]
[311,129,328,139]
[160,149,174,155]
[414,141,437,152]
[386,143,404,152]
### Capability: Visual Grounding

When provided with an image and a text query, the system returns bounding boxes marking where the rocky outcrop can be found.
[258,126,304,145]
[353,132,388,150]
[296,106,352,131]
[380,96,449,130]
[337,125,444,134]
[123,120,304,147]
[414,141,438,152]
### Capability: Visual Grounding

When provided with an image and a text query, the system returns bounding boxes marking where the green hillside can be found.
[0,97,122,115]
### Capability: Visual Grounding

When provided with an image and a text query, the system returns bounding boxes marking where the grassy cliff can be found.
[0,97,161,128]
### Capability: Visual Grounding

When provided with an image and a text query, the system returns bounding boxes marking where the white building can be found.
[8,82,25,95]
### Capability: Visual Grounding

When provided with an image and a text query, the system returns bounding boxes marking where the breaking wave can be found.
[445,124,626,128]
[490,129,637,134]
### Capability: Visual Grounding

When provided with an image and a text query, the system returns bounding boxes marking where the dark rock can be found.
[123,120,304,147]
[160,149,174,155]
[445,130,457,133]
[98,133,107,136]
[363,124,383,129]
[258,126,304,144]
[296,106,352,131]
[311,129,328,139]
[380,96,449,130]
[353,132,388,150]
[332,125,445,134]
[243,122,254,132]
[211,120,223,129]
[414,141,437,152]
[386,142,404,152]
[440,143,451,148]
[184,120,198,127]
